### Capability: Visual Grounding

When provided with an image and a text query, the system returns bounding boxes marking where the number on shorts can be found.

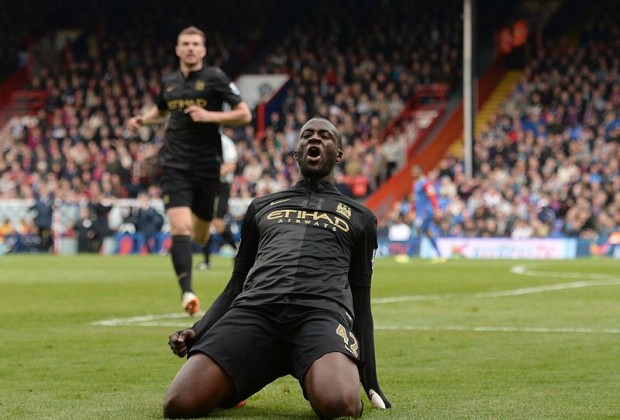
[336,324,359,357]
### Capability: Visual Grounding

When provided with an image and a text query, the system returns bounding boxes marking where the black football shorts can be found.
[188,306,361,407]
[160,166,220,221]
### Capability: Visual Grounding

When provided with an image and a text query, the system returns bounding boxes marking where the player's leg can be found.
[218,219,237,250]
[292,312,363,418]
[192,215,211,245]
[168,206,200,314]
[196,215,216,270]
[402,216,423,259]
[416,214,442,259]
[197,234,214,270]
[215,184,237,250]
[197,181,232,270]
[192,178,219,272]
[425,227,442,258]
[161,167,199,314]
[304,352,362,418]
[163,353,234,419]
[192,178,219,247]
[174,307,287,415]
[167,207,194,282]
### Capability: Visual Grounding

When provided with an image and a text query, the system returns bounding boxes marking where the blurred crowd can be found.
[1,0,619,253]
[382,2,620,244]
[0,0,462,252]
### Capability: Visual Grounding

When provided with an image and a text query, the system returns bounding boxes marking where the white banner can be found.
[235,74,290,109]
[422,238,578,259]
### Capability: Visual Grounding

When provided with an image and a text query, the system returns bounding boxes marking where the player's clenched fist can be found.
[168,329,197,357]
[126,116,143,132]
[184,105,215,122]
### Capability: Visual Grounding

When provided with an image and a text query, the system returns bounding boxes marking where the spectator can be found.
[87,183,115,253]
[75,206,98,253]
[132,192,165,254]
[29,184,55,252]
[381,133,405,179]
[387,214,412,242]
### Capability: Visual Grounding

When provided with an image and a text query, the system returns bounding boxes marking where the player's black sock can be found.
[221,227,237,249]
[202,236,213,264]
[171,235,193,294]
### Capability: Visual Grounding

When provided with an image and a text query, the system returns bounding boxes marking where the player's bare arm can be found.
[127,105,166,131]
[220,161,236,178]
[184,102,251,125]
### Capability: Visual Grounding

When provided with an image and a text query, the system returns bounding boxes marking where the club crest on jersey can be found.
[195,80,205,91]
[336,203,351,219]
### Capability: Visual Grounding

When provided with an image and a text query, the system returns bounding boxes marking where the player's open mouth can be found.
[307,146,321,162]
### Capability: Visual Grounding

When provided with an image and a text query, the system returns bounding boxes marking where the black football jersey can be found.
[156,66,244,177]
[231,180,378,321]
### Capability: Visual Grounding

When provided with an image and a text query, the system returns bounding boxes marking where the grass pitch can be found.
[0,255,618,419]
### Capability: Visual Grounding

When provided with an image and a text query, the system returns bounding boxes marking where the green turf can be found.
[0,255,618,419]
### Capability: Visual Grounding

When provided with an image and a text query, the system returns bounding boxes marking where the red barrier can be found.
[0,68,31,126]
[364,59,506,215]
[364,103,447,215]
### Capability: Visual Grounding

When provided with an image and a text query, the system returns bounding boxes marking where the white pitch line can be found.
[510,264,619,280]
[92,314,620,334]
[374,265,620,303]
[92,313,191,327]
[376,325,620,334]
[93,266,620,329]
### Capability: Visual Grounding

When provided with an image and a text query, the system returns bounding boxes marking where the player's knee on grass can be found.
[163,354,234,418]
[308,391,362,419]
[305,352,362,418]
[163,392,209,419]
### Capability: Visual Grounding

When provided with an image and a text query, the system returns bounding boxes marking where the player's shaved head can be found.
[300,118,343,150]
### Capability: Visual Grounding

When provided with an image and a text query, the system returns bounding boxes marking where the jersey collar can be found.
[294,179,339,193]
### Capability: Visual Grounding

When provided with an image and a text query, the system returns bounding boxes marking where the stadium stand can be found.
[378,0,620,252]
[0,0,618,257]
[1,0,467,251]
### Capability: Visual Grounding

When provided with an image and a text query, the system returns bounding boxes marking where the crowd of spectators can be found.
[236,0,462,198]
[0,0,463,252]
[1,0,618,254]
[381,5,620,245]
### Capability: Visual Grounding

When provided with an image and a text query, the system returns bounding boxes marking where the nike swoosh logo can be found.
[166,86,176,92]
[270,198,291,206]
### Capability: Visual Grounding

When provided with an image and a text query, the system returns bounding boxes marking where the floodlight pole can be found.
[463,0,476,178]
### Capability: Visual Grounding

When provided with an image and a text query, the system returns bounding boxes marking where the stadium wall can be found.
[377,237,619,259]
[1,200,617,259]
